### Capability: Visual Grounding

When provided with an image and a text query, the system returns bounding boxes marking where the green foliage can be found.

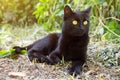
[0,49,27,59]
[96,44,120,67]
[0,49,15,58]
[21,50,27,55]
[104,21,120,40]
[33,0,120,39]
[1,0,119,37]
[94,0,120,39]
[33,0,65,31]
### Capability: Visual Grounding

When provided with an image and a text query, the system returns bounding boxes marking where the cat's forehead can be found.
[75,11,89,18]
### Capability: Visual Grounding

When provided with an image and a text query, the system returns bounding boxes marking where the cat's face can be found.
[62,5,91,36]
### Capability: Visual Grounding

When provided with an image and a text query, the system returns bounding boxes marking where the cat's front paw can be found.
[28,54,48,63]
[46,55,61,65]
[68,65,82,76]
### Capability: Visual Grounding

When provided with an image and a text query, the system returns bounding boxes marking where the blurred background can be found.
[0,0,120,36]
[0,0,120,67]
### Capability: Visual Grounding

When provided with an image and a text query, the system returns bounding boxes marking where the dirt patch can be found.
[0,54,120,79]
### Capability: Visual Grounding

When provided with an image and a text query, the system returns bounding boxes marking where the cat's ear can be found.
[64,5,74,20]
[83,6,92,15]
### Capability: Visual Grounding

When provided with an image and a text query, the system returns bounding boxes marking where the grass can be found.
[0,24,47,49]
[0,24,120,79]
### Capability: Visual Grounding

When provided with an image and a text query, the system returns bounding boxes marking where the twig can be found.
[105,17,120,22]
[99,17,120,38]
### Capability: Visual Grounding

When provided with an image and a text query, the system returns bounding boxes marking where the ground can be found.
[0,54,119,79]
[0,25,120,79]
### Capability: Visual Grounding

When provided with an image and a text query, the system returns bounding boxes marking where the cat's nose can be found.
[80,25,84,30]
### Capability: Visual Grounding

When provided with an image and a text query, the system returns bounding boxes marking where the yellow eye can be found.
[83,20,88,25]
[72,20,78,25]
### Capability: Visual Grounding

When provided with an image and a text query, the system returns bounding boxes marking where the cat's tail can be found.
[13,44,32,54]
[13,46,27,54]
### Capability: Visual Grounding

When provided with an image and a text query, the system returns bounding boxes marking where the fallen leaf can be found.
[8,72,26,78]
[116,68,120,72]
[86,70,97,75]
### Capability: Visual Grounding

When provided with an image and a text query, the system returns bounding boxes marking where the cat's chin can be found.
[72,32,85,37]
[75,34,84,37]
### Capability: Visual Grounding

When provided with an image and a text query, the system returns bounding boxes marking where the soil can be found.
[0,51,120,80]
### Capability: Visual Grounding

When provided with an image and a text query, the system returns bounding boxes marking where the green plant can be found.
[96,44,120,67]
[0,48,27,59]
[104,20,120,39]
[33,0,66,31]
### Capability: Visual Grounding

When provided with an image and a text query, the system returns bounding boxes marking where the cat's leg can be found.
[68,60,85,76]
[27,33,60,63]
[47,53,61,64]
[28,50,48,63]
[47,47,61,64]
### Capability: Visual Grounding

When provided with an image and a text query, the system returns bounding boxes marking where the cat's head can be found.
[62,5,91,37]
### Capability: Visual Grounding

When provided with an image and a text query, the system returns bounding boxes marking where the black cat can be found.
[13,5,91,76]
[14,33,61,62]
